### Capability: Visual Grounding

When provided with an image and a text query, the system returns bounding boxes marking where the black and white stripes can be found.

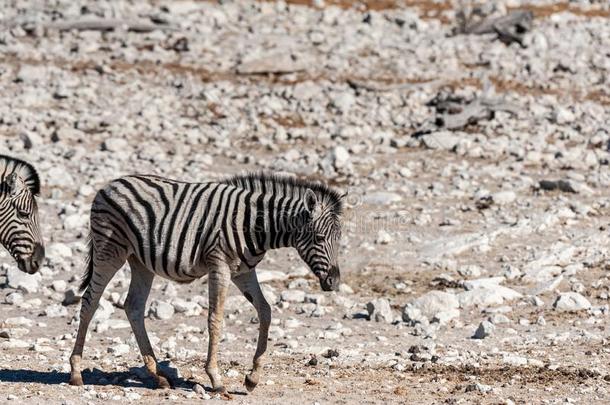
[84,172,343,287]
[0,155,45,274]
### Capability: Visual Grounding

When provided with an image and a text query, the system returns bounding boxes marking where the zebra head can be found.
[295,189,343,292]
[0,156,44,274]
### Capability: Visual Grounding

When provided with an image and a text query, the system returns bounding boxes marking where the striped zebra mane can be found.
[223,172,344,217]
[0,155,41,195]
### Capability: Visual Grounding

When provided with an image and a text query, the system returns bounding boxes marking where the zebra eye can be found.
[17,209,30,219]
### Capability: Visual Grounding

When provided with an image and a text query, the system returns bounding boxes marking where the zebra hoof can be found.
[69,375,84,386]
[211,386,233,399]
[155,375,172,389]
[244,374,258,392]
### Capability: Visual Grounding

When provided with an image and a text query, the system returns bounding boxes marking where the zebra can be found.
[0,155,45,274]
[69,172,344,395]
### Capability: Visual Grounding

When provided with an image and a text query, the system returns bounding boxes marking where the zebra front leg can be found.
[205,263,231,395]
[70,259,123,386]
[125,257,172,389]
[232,270,271,392]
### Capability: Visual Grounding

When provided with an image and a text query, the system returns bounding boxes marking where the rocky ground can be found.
[0,0,609,403]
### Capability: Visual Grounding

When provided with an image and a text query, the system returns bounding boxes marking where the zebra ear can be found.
[6,173,27,197]
[304,189,318,215]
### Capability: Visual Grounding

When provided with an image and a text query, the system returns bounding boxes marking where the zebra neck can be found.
[251,194,303,252]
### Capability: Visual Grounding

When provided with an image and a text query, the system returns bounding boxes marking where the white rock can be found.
[52,280,67,292]
[257,270,288,283]
[225,369,239,378]
[553,292,591,311]
[103,138,129,152]
[457,286,522,308]
[5,317,33,326]
[5,292,24,305]
[457,265,482,277]
[362,192,402,205]
[554,107,575,124]
[366,298,395,323]
[281,290,305,303]
[332,92,355,112]
[492,190,516,205]
[46,167,74,187]
[421,131,460,150]
[5,265,41,293]
[375,230,393,245]
[403,291,460,324]
[108,343,130,356]
[47,243,73,259]
[150,300,175,320]
[332,146,350,169]
[531,275,563,295]
[463,277,505,291]
[473,320,495,339]
[45,304,68,318]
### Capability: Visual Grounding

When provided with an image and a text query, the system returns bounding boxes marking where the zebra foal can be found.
[70,172,344,394]
[0,155,45,274]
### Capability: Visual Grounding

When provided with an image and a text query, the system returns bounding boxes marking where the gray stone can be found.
[62,289,81,306]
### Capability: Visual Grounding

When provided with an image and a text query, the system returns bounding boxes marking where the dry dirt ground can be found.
[1,0,610,404]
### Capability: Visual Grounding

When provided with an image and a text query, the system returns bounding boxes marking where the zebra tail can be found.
[79,234,94,293]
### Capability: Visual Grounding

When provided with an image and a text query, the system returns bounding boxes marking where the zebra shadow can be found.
[0,363,248,395]
[0,362,184,389]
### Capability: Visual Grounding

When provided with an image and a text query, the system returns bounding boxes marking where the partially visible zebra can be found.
[69,172,344,395]
[0,155,45,274]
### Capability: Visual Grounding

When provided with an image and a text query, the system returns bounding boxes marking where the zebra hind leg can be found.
[125,256,172,389]
[232,269,271,392]
[69,249,125,386]
[205,263,231,397]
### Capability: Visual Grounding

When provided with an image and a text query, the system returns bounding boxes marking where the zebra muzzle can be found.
[16,243,45,274]
[317,266,340,292]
